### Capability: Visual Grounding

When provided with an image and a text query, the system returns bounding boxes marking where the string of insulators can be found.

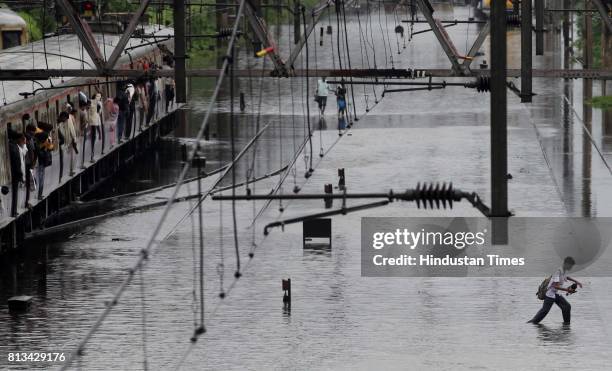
[464,76,491,93]
[506,13,521,26]
[408,69,428,79]
[410,182,459,209]
[217,27,236,39]
[256,46,275,58]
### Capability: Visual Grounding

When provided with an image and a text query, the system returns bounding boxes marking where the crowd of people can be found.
[4,57,175,218]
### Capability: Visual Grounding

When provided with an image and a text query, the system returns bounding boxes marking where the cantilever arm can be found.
[263,200,390,235]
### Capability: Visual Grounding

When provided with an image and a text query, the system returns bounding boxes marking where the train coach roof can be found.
[0,7,27,27]
[0,25,173,109]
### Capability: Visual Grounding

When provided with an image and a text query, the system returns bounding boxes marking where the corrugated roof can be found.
[0,25,174,107]
[0,8,27,27]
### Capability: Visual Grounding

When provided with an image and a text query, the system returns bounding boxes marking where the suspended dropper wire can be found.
[301,6,314,174]
[179,3,392,367]
[58,1,249,368]
[229,32,241,278]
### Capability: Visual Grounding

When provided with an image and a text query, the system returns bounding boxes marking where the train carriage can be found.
[0,6,28,50]
[0,24,175,222]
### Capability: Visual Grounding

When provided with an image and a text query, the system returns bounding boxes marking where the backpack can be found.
[536,276,551,300]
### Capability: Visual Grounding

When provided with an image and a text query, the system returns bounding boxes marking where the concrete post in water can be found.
[337,168,345,191]
[324,184,333,209]
[582,0,594,217]
[490,0,509,243]
[535,0,544,55]
[294,2,301,44]
[174,0,187,103]
[602,10,612,136]
[282,278,291,305]
[562,0,571,76]
[521,0,533,102]
[583,0,593,125]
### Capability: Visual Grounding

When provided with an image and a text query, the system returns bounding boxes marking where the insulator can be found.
[217,27,234,39]
[407,69,427,79]
[326,25,333,35]
[506,14,521,26]
[414,182,455,209]
[465,76,490,93]
[320,27,324,46]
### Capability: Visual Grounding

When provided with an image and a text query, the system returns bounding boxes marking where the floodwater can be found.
[2,4,612,370]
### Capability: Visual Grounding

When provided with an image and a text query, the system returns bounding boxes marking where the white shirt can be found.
[88,100,101,127]
[18,143,27,182]
[317,79,329,97]
[126,85,135,102]
[546,267,567,299]
[163,65,173,86]
[64,115,77,145]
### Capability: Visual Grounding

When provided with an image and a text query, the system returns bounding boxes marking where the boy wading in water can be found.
[528,257,582,325]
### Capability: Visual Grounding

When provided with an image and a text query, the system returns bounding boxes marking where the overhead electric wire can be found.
[58,0,250,368]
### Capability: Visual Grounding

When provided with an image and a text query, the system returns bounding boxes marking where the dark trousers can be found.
[100,121,105,154]
[81,130,87,167]
[117,111,126,141]
[138,107,145,131]
[126,105,135,139]
[530,294,571,324]
[90,126,101,161]
[11,180,19,217]
[146,98,156,124]
[24,166,31,206]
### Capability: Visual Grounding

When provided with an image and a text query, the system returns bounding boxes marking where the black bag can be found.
[536,276,551,300]
[38,148,52,167]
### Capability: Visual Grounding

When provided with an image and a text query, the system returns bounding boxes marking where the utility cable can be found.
[58,0,249,368]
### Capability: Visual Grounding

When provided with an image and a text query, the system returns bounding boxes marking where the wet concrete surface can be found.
[1,4,612,370]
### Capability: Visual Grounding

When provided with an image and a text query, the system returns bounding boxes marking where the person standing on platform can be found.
[163,59,175,113]
[104,97,119,148]
[125,83,136,139]
[146,77,158,125]
[24,124,38,208]
[117,85,129,143]
[58,111,78,176]
[88,97,102,162]
[34,126,54,201]
[79,102,89,168]
[8,132,25,216]
[94,92,105,154]
[136,80,148,132]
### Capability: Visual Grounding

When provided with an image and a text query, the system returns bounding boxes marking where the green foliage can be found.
[103,0,135,13]
[588,96,612,109]
[574,1,602,68]
[17,11,43,41]
[15,7,56,41]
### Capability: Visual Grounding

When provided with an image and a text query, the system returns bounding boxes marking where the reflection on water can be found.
[536,324,575,346]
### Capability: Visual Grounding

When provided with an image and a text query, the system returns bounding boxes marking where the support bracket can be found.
[56,0,105,71]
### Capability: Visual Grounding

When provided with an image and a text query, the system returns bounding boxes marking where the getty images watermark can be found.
[360,217,612,277]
